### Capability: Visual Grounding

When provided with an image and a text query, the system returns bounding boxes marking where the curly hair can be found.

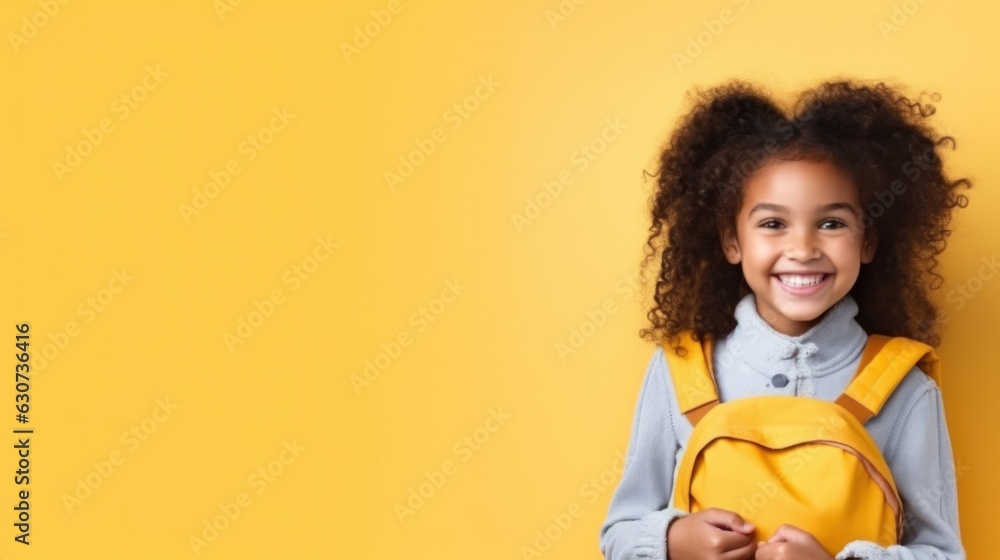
[638,78,972,354]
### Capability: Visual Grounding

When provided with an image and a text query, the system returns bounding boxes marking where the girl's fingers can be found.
[752,543,771,560]
[722,539,758,560]
[702,508,755,534]
[703,525,754,552]
[766,523,805,543]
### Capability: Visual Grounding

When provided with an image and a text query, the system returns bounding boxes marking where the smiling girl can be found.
[599,80,972,560]
[722,159,876,338]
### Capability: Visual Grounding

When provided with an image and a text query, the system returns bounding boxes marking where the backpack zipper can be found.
[813,438,903,541]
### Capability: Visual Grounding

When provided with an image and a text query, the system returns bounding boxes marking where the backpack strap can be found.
[835,335,941,424]
[663,331,718,427]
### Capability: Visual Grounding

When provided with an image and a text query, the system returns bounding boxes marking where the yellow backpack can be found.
[664,331,941,556]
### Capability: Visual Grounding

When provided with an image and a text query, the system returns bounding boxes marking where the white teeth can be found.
[778,274,826,286]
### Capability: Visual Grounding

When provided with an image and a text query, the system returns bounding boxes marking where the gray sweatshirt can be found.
[599,293,965,560]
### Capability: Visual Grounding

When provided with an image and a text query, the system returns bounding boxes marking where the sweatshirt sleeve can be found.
[599,349,690,560]
[835,376,966,560]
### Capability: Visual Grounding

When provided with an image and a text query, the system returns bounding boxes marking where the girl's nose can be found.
[784,230,821,261]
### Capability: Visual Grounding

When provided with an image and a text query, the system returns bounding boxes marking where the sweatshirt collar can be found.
[722,293,867,378]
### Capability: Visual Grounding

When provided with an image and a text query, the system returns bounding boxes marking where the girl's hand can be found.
[754,524,835,560]
[666,507,757,560]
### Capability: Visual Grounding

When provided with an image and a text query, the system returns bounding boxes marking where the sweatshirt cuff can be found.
[636,508,689,560]
[835,540,892,560]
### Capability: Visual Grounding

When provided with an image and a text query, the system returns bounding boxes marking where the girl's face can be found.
[720,158,877,336]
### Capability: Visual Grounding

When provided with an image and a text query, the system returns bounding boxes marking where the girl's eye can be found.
[759,219,783,229]
[820,219,846,229]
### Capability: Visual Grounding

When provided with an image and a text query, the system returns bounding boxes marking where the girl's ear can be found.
[861,228,877,264]
[720,226,742,264]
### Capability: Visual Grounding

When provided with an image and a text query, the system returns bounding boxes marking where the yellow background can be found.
[1,0,996,558]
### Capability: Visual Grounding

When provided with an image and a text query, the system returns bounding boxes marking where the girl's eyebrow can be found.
[748,202,788,215]
[819,202,858,214]
[748,201,857,215]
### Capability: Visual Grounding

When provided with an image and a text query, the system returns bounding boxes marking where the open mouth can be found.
[774,273,832,295]
[777,273,828,287]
